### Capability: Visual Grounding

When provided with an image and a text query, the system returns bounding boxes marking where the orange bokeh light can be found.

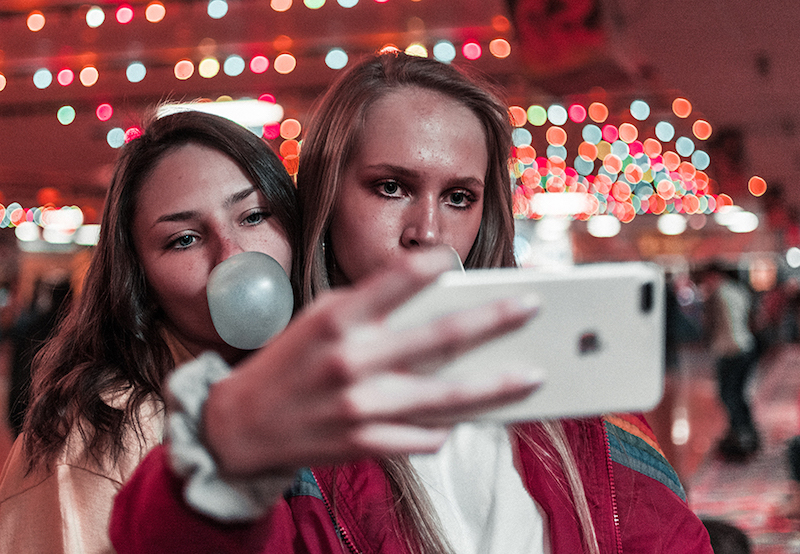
[748,176,767,197]
[672,97,692,118]
[489,38,511,59]
[27,11,46,32]
[693,119,713,140]
[643,138,662,158]
[280,119,301,140]
[662,151,681,171]
[546,126,567,147]
[516,145,536,164]
[508,106,527,127]
[618,123,638,143]
[274,53,296,74]
[588,102,608,123]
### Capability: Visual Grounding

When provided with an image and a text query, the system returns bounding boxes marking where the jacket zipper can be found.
[602,422,624,554]
[311,469,362,554]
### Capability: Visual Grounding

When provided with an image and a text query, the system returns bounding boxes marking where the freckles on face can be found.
[329,87,489,285]
[131,143,292,358]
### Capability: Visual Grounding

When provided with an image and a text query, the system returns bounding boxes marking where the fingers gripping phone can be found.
[386,262,665,422]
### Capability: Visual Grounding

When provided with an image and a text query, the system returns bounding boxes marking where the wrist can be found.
[166,352,292,522]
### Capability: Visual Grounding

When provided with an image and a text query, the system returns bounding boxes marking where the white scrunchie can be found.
[166,351,293,522]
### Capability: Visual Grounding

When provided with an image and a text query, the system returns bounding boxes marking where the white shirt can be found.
[410,422,549,554]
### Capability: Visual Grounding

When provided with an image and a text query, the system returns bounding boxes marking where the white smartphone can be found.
[386,262,665,422]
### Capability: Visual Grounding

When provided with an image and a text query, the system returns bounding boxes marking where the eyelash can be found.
[165,209,272,251]
[374,180,477,210]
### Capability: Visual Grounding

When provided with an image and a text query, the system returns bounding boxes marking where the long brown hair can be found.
[23,110,300,472]
[297,52,598,554]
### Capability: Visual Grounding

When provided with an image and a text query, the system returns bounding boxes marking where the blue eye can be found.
[450,191,466,205]
[170,234,196,250]
[242,210,271,226]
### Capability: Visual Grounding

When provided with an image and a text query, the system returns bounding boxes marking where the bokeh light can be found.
[675,136,695,157]
[27,11,46,32]
[324,48,348,69]
[0,74,6,92]
[601,124,618,143]
[57,69,74,86]
[512,128,533,147]
[547,104,568,125]
[263,123,280,140]
[274,53,296,74]
[223,55,245,76]
[107,128,125,148]
[57,106,76,125]
[630,100,650,121]
[509,106,527,127]
[693,119,713,140]
[588,102,608,123]
[691,150,710,170]
[272,0,293,10]
[787,247,800,269]
[462,41,482,60]
[145,2,166,22]
[199,57,220,78]
[748,176,767,197]
[672,97,692,118]
[489,38,511,59]
[337,0,358,7]
[582,124,602,144]
[568,104,587,123]
[655,121,675,142]
[80,65,99,86]
[247,55,268,73]
[546,126,567,147]
[96,103,113,121]
[174,59,194,80]
[492,15,510,32]
[125,126,143,143]
[280,140,300,157]
[304,0,325,8]
[280,119,302,139]
[33,69,53,89]
[126,62,146,83]
[433,40,456,63]
[86,5,105,27]
[116,4,134,24]
[527,105,547,126]
[405,44,428,57]
[618,122,638,143]
[208,0,228,18]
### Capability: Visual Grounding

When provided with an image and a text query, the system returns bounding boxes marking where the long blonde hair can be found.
[297,51,598,554]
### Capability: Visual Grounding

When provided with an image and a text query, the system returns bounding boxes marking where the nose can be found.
[400,196,442,249]
[214,231,246,265]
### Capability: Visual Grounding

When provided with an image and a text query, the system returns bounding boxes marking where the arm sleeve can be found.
[109,445,291,554]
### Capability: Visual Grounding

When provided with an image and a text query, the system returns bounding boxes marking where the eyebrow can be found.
[362,163,486,188]
[153,186,257,226]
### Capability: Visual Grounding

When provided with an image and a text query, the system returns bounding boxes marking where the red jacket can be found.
[110,414,712,553]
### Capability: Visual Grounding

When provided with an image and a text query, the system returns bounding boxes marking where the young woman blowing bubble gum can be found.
[0,110,533,553]
[110,53,712,553]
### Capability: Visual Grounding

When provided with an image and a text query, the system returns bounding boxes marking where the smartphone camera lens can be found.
[640,282,654,313]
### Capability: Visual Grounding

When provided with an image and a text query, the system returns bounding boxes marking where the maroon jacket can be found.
[110,414,712,553]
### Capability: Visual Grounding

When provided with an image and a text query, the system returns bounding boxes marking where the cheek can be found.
[144,256,208,312]
[448,206,484,260]
[329,207,395,282]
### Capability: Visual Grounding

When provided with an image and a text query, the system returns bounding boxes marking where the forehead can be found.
[135,143,253,213]
[355,87,488,167]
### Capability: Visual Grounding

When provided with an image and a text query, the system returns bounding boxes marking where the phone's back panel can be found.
[387,262,665,422]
